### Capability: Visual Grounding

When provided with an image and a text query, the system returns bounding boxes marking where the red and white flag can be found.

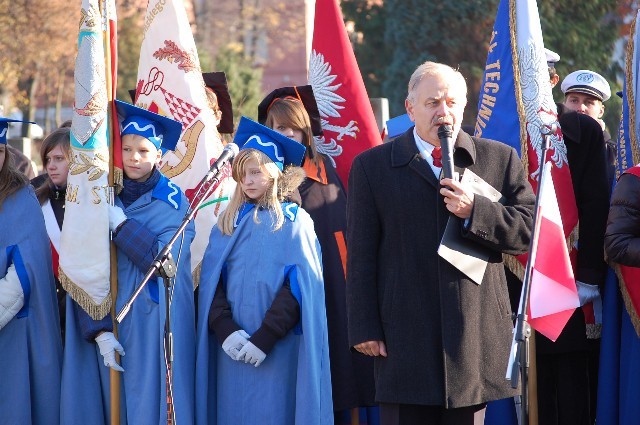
[527,161,580,341]
[134,0,234,277]
[309,0,382,188]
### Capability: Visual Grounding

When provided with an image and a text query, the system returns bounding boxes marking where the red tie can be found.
[432,147,442,167]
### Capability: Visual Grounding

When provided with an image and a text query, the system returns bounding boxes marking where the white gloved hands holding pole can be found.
[95,331,125,372]
[108,204,127,232]
[576,281,601,306]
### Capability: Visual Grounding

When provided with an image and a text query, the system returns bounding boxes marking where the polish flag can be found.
[527,161,580,341]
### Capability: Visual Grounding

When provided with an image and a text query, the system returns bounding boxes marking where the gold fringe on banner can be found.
[192,261,202,290]
[503,253,525,281]
[626,14,639,169]
[113,166,124,194]
[508,0,528,173]
[59,267,113,320]
[614,264,640,337]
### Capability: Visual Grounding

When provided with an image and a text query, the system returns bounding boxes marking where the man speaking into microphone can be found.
[346,61,535,425]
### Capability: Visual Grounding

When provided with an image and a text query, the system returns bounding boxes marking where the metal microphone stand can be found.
[115,163,230,425]
[507,123,555,425]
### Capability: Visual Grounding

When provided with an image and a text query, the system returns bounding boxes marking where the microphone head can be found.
[225,142,240,156]
[540,122,558,136]
[437,124,453,139]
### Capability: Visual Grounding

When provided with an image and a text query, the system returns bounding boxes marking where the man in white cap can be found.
[561,69,615,189]
[545,48,561,88]
[561,70,611,130]
[532,57,610,425]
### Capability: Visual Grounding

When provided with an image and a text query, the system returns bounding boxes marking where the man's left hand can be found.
[440,176,474,219]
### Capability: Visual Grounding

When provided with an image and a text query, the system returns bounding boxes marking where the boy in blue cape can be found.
[0,117,63,424]
[195,117,333,424]
[61,101,196,424]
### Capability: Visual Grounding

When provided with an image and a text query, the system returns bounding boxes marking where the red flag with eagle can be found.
[133,0,234,281]
[309,0,382,188]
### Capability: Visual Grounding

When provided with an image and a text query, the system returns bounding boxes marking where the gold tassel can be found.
[59,268,112,320]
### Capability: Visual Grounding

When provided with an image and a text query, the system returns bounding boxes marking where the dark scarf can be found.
[121,167,161,209]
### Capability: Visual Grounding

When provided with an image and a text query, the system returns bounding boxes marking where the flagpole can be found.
[508,123,556,425]
[100,1,121,422]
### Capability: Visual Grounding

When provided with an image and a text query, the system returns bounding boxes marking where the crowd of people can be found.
[0,55,633,425]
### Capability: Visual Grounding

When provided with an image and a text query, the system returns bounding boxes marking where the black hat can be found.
[257,85,323,137]
[202,72,234,134]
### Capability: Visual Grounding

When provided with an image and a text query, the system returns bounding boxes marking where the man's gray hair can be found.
[406,61,468,104]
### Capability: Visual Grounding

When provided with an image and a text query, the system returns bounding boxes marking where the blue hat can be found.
[115,100,182,152]
[386,113,414,139]
[0,118,36,145]
[233,117,306,169]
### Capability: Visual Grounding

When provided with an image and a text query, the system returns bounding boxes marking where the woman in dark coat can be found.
[31,126,72,343]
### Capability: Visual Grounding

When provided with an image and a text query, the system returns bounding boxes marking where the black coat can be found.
[605,171,640,267]
[298,156,375,411]
[346,128,535,408]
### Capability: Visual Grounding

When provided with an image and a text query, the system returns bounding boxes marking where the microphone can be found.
[437,124,455,180]
[204,143,239,180]
[541,122,558,136]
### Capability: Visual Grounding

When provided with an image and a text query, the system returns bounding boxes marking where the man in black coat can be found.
[346,61,535,425]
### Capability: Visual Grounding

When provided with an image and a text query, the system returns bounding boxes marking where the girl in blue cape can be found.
[60,101,196,424]
[0,118,63,424]
[195,117,333,425]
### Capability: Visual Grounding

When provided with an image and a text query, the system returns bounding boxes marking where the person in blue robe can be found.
[60,101,195,424]
[0,117,63,424]
[195,117,333,425]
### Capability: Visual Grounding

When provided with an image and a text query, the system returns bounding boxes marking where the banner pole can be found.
[99,1,121,422]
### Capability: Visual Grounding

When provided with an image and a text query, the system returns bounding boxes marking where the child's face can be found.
[45,145,70,187]
[240,158,271,201]
[122,134,161,182]
[271,118,304,144]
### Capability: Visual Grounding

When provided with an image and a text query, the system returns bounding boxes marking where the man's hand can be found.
[354,340,387,357]
[440,175,474,219]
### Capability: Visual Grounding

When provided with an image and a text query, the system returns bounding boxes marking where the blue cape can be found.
[61,176,195,424]
[0,185,62,424]
[195,203,333,425]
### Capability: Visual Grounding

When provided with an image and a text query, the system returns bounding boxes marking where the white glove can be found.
[576,281,601,306]
[221,330,250,360]
[95,331,125,372]
[108,204,127,232]
[237,341,267,367]
[0,264,24,330]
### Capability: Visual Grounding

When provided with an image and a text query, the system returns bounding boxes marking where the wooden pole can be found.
[100,1,120,423]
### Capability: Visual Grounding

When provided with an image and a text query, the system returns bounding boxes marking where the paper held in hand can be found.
[437,169,504,285]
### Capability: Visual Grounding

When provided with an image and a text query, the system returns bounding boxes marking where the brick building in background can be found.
[192,0,313,92]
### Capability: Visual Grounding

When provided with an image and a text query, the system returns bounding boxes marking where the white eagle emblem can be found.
[519,43,568,178]
[308,50,359,167]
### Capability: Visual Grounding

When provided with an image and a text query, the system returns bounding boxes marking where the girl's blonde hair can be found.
[218,149,284,235]
[264,98,321,167]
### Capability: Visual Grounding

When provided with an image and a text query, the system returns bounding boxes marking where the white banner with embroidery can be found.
[134,0,234,280]
[59,0,115,319]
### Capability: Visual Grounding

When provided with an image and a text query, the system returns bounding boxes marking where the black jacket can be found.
[346,128,534,408]
[605,171,640,266]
